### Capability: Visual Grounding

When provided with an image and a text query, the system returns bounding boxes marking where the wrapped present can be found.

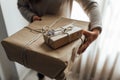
[1,15,88,79]
[43,24,83,49]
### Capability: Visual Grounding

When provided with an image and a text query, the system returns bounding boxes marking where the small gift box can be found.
[43,24,83,49]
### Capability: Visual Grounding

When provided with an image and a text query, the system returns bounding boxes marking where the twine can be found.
[21,17,62,66]
[21,17,84,67]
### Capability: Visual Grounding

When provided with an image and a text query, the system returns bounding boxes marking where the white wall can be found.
[71,1,89,21]
[0,4,19,80]
[0,0,31,79]
[0,0,28,36]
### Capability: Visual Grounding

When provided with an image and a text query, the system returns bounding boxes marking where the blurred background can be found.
[0,0,120,80]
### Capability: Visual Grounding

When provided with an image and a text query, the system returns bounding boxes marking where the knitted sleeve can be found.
[76,0,102,32]
[17,0,37,22]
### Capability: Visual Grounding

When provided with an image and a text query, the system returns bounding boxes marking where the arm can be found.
[75,0,102,54]
[17,0,37,22]
[76,0,102,32]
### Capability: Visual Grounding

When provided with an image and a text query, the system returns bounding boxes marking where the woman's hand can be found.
[77,28,100,54]
[32,15,41,22]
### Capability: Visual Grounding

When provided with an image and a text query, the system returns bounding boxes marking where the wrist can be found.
[31,15,37,22]
[91,28,101,35]
[90,28,101,38]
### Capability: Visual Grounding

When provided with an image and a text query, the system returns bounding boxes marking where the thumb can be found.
[82,30,92,37]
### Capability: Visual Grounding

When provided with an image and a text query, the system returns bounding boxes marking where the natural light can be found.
[0,0,120,80]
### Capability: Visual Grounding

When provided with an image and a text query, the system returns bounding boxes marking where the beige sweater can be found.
[17,0,102,31]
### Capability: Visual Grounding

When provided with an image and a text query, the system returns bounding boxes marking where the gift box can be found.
[43,24,83,49]
[1,15,88,79]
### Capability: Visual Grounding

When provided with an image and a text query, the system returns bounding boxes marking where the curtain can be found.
[69,0,120,80]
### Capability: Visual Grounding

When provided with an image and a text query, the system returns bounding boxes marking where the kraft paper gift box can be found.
[1,15,88,78]
[43,24,83,49]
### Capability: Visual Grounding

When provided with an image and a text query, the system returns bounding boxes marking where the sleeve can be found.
[75,0,102,32]
[17,0,37,22]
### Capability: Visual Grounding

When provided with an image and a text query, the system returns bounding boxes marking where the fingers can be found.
[77,30,99,54]
[77,38,92,54]
[32,16,42,22]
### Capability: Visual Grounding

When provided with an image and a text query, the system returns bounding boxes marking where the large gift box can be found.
[1,15,88,78]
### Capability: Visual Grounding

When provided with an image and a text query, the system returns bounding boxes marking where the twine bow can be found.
[45,26,73,37]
